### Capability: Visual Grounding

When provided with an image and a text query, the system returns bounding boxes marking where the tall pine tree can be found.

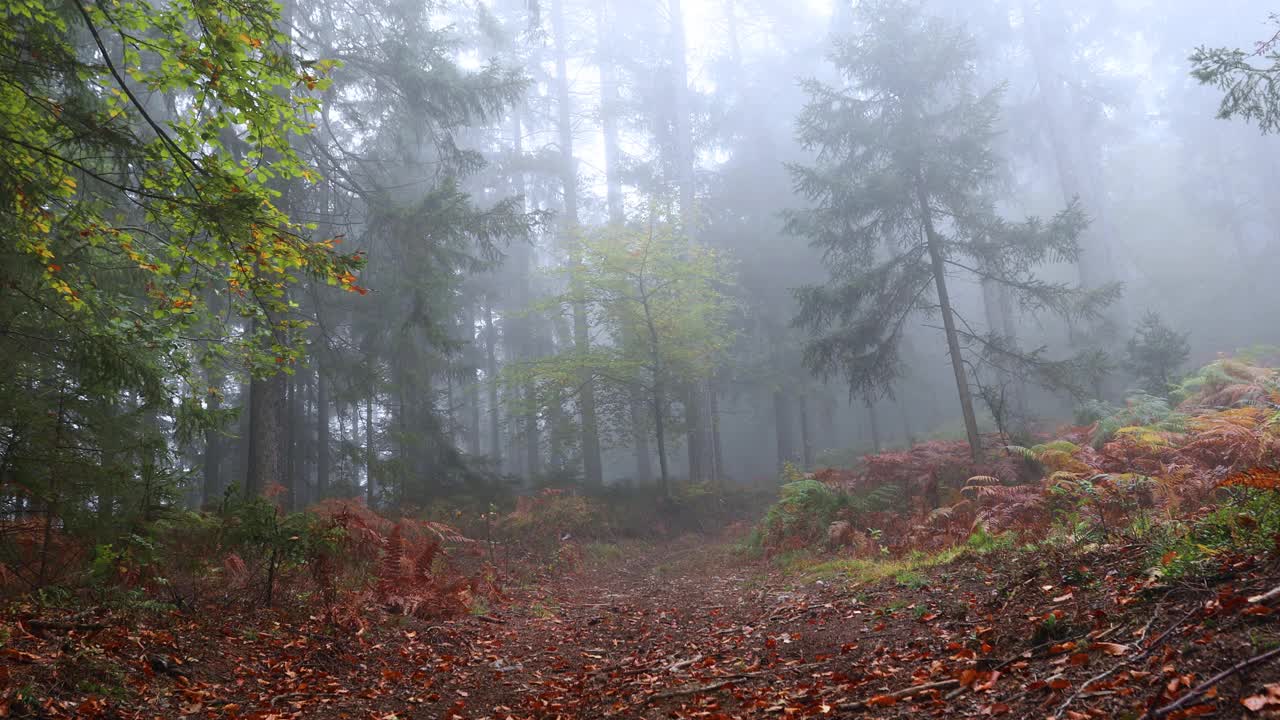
[786,0,1118,458]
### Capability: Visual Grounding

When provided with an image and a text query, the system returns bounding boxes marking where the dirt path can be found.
[402,534,1279,719]
[5,533,1278,719]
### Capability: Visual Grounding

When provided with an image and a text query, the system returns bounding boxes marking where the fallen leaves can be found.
[4,532,1279,720]
[1242,684,1280,712]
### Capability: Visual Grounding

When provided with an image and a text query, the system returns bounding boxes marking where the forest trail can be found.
[6,530,1278,719]
[380,532,1278,720]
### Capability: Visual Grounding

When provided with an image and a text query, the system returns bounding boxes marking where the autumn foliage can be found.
[772,357,1280,555]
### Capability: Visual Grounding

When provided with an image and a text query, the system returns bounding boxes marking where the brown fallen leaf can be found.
[1092,641,1129,656]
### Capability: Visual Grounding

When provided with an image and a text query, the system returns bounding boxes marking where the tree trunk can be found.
[709,379,724,483]
[773,389,794,473]
[866,397,882,454]
[668,0,711,483]
[980,275,1028,436]
[507,109,541,482]
[201,379,223,509]
[316,361,330,500]
[484,301,501,464]
[551,0,603,489]
[685,384,704,482]
[1022,0,1123,334]
[467,344,482,458]
[365,395,375,507]
[798,391,814,470]
[651,378,671,498]
[286,374,304,510]
[639,284,671,497]
[898,399,916,448]
[596,0,624,222]
[596,0,654,486]
[246,350,286,497]
[917,175,982,459]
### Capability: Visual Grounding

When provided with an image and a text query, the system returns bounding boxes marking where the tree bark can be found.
[246,350,286,497]
[316,361,330,501]
[365,394,375,507]
[798,391,814,470]
[709,378,724,483]
[484,300,502,464]
[506,109,541,482]
[773,389,794,473]
[917,174,982,459]
[201,378,223,509]
[866,397,882,454]
[596,0,654,485]
[668,0,711,483]
[640,287,671,496]
[1022,0,1124,335]
[551,0,603,489]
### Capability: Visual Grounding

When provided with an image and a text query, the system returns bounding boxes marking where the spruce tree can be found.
[786,0,1118,458]
[1192,13,1280,134]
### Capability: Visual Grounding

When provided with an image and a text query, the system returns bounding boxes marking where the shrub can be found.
[499,489,610,560]
[757,478,850,553]
[1091,393,1185,448]
[1124,311,1190,397]
[1150,487,1280,579]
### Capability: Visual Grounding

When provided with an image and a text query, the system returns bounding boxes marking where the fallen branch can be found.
[1248,585,1280,604]
[644,679,739,703]
[838,679,960,711]
[642,672,767,704]
[1054,603,1199,719]
[24,619,108,634]
[667,654,704,673]
[1146,646,1280,719]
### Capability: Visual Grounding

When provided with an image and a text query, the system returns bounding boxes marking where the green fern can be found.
[1091,393,1184,447]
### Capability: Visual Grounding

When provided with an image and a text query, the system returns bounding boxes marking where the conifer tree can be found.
[1192,13,1280,134]
[787,0,1118,458]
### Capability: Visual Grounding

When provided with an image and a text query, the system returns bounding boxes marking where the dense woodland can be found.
[5,0,1280,717]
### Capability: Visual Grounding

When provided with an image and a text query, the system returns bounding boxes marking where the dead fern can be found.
[1219,467,1280,490]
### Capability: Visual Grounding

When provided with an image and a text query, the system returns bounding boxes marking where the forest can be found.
[3,0,1280,717]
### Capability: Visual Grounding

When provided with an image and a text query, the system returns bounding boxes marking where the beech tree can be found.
[507,212,733,495]
[786,0,1118,458]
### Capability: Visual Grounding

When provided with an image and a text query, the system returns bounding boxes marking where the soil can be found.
[4,529,1280,719]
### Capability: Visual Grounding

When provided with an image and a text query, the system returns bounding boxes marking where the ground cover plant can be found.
[6,0,1280,716]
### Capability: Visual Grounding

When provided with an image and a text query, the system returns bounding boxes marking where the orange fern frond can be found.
[1219,467,1280,490]
[377,524,405,597]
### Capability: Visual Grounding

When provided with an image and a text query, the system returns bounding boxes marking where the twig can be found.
[1053,604,1199,718]
[24,619,109,633]
[1146,646,1280,719]
[838,679,961,711]
[644,679,738,703]
[642,672,767,704]
[667,654,704,673]
[1247,585,1280,604]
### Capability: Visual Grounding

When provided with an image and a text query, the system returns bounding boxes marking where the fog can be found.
[5,0,1279,513]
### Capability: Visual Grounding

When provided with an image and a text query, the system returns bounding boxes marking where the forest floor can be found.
[4,527,1280,720]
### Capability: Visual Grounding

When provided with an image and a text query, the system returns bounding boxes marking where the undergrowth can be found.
[749,355,1280,591]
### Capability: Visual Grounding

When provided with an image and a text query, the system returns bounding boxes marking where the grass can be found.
[583,541,625,565]
[766,528,1028,590]
[894,569,929,590]
[793,545,967,586]
[528,600,559,619]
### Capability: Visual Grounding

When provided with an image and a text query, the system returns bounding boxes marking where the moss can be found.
[796,544,966,586]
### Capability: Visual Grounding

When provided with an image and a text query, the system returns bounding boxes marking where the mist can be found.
[5,0,1280,714]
